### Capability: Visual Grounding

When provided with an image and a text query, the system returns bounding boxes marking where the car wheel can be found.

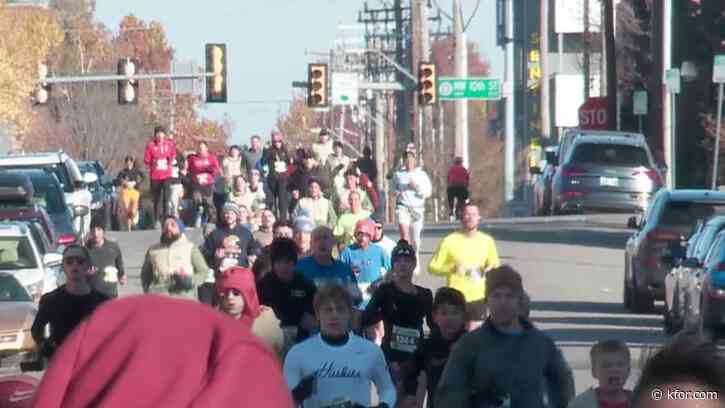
[663,286,681,335]
[630,274,654,313]
[623,259,632,310]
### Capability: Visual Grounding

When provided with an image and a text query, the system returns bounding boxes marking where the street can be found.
[104,213,660,394]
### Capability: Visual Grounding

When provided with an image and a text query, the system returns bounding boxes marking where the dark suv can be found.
[624,190,725,313]
[550,133,663,214]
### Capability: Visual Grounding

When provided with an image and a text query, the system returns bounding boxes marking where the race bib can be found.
[274,160,287,173]
[155,159,168,171]
[391,325,420,353]
[197,174,208,183]
[103,266,118,283]
[468,267,483,282]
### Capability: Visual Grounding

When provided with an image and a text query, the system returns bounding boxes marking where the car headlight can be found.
[25,281,44,302]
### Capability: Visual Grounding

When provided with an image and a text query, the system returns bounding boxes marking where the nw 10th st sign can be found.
[438,77,502,100]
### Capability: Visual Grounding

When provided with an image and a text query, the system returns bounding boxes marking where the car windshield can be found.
[0,236,37,270]
[660,202,725,231]
[0,274,31,302]
[2,164,72,193]
[569,144,650,167]
[27,173,66,215]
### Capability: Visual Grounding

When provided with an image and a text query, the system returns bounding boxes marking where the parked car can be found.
[0,152,96,238]
[681,229,725,337]
[551,132,663,214]
[663,216,725,334]
[78,161,114,230]
[0,272,37,356]
[624,190,725,313]
[0,222,63,304]
[530,146,558,216]
[0,169,78,240]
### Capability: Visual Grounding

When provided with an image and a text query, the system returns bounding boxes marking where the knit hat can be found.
[391,239,416,266]
[216,267,261,329]
[293,215,315,233]
[31,295,292,408]
[485,265,524,298]
[222,202,241,217]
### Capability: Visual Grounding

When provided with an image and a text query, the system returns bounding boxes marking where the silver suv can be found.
[550,133,663,214]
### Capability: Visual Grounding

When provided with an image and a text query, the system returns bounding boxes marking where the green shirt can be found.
[333,210,372,246]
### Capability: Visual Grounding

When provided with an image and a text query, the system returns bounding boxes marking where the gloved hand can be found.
[291,375,315,403]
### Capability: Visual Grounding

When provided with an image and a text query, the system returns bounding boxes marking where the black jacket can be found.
[202,224,261,271]
[262,145,291,179]
[115,167,145,186]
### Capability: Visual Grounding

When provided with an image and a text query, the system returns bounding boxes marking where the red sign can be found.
[578,97,609,130]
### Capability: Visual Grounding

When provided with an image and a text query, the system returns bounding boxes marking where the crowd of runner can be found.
[4,127,723,408]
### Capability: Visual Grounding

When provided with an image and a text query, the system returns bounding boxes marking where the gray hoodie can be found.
[435,318,575,408]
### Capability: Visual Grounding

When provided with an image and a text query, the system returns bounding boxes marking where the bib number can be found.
[274,161,287,173]
[391,325,420,353]
[156,159,168,171]
[103,266,118,283]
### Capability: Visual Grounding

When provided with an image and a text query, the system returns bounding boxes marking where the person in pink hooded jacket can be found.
[143,126,176,228]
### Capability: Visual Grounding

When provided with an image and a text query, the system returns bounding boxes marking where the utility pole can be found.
[453,0,469,167]
[663,0,673,189]
[394,0,411,153]
[504,0,515,203]
[540,0,550,140]
[604,0,617,130]
[583,0,591,100]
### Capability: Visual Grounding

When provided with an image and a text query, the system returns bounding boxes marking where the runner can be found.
[293,178,337,228]
[392,150,431,263]
[216,266,284,357]
[311,128,334,167]
[188,140,222,226]
[446,157,470,221]
[400,287,467,408]
[339,219,391,310]
[263,131,292,221]
[360,239,432,389]
[284,284,397,408]
[85,218,125,298]
[31,245,110,360]
[434,265,575,407]
[140,217,209,299]
[253,208,276,247]
[143,125,175,228]
[202,202,261,273]
[293,214,315,258]
[429,203,500,330]
[333,191,372,247]
[370,214,396,259]
[257,238,318,356]
[296,226,362,305]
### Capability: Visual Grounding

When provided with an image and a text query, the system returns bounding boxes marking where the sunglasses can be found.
[64,256,87,265]
[219,288,242,297]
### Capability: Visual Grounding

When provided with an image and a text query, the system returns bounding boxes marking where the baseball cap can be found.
[293,216,315,233]
[391,239,416,265]
[370,214,383,227]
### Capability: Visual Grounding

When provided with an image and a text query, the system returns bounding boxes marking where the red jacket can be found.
[188,153,221,187]
[359,173,380,210]
[143,139,175,181]
[447,164,470,187]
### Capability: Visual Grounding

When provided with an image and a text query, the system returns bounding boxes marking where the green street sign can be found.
[438,77,502,100]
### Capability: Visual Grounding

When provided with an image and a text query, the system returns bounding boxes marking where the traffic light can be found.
[418,62,437,105]
[117,58,139,105]
[34,63,50,105]
[307,63,328,108]
[205,43,227,103]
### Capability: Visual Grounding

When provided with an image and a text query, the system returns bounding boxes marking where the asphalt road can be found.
[5,213,666,395]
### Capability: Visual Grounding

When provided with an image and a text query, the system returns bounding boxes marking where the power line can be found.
[463,0,482,32]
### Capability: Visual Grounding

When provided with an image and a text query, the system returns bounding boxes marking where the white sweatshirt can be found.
[392,167,432,209]
[283,333,397,408]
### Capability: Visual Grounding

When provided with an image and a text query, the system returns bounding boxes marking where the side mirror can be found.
[73,205,89,218]
[627,216,639,229]
[82,172,98,185]
[42,252,63,266]
[681,257,701,268]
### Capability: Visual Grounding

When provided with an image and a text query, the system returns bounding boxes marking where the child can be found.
[568,340,632,408]
[116,179,139,231]
[360,239,432,386]
[283,284,396,408]
[399,287,467,408]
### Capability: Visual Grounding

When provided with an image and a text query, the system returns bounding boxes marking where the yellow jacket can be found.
[428,231,500,302]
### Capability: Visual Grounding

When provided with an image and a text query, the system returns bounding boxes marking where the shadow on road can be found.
[531,301,663,316]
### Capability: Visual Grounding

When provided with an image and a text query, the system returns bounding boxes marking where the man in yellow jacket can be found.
[429,203,500,329]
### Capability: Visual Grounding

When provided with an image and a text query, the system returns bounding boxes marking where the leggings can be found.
[150,179,169,225]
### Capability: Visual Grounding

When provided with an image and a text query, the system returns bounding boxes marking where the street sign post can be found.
[331,72,359,106]
[578,97,609,130]
[633,90,647,133]
[438,77,502,100]
[712,55,725,188]
[665,68,680,188]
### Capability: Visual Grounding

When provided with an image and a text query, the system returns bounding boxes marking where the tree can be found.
[0,2,64,138]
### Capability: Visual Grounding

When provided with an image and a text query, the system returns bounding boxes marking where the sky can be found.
[95,0,503,146]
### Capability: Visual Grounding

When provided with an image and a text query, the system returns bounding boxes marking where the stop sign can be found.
[578,97,609,130]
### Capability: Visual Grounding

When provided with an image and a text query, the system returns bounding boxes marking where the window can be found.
[0,236,38,270]
[3,164,73,193]
[0,274,31,302]
[28,173,66,215]
[660,202,725,232]
[569,144,650,167]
